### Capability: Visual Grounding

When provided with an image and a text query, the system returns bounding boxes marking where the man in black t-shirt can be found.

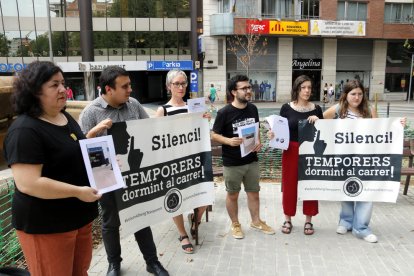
[211,75,275,239]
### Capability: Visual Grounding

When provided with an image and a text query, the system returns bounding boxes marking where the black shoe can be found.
[107,262,121,276]
[146,261,169,276]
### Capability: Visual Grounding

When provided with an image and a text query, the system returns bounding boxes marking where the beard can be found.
[236,94,250,104]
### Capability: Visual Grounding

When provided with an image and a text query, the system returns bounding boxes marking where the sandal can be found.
[281,221,292,234]
[304,222,314,235]
[178,235,194,254]
[188,213,201,239]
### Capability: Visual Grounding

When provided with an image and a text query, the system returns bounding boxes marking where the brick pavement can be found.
[89,182,414,276]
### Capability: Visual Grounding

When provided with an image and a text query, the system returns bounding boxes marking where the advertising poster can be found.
[298,118,404,203]
[109,113,214,237]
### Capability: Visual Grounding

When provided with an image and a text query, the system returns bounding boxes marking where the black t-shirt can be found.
[3,111,98,234]
[280,103,323,142]
[212,103,259,166]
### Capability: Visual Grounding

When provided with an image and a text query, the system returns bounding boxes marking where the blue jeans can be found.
[100,192,158,265]
[338,201,373,238]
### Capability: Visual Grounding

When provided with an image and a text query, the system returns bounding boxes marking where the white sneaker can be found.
[363,234,378,243]
[336,225,348,235]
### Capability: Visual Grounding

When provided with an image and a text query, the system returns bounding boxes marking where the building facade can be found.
[202,0,414,102]
[1,0,413,103]
[0,0,195,103]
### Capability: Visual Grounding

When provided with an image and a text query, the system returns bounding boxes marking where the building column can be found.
[322,38,337,99]
[371,40,387,101]
[277,38,293,102]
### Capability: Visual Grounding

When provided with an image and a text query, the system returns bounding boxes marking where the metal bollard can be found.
[387,102,390,118]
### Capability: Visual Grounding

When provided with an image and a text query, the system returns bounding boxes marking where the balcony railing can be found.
[210,13,234,36]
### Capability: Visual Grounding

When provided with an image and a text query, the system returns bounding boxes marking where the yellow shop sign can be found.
[269,21,308,35]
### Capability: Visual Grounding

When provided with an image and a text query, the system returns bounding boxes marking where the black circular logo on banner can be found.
[343,177,363,197]
[164,188,182,213]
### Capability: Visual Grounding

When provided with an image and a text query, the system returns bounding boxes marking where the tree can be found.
[0,33,9,56]
[403,16,414,57]
[227,34,268,77]
[226,1,268,77]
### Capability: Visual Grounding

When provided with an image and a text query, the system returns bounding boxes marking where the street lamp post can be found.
[409,53,414,104]
[46,0,53,61]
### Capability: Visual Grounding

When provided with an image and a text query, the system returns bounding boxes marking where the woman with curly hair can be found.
[3,61,101,275]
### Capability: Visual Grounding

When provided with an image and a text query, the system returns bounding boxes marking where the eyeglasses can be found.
[236,86,252,93]
[171,82,188,88]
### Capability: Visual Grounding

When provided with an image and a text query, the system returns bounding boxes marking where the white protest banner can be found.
[298,118,404,203]
[109,113,214,237]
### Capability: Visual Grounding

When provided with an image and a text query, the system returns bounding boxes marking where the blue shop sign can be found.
[0,63,27,72]
[190,70,198,93]
[147,60,193,71]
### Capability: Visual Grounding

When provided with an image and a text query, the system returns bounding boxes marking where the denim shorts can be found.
[223,161,260,193]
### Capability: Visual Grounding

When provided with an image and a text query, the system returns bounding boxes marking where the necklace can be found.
[39,112,67,126]
[39,113,78,141]
[290,102,314,113]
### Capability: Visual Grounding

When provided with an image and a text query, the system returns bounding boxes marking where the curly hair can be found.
[12,61,64,117]
[337,79,371,118]
[291,75,312,102]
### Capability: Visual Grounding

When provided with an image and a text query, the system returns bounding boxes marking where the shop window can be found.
[135,0,151,17]
[52,31,67,57]
[385,41,412,93]
[164,0,178,18]
[17,0,35,17]
[92,0,108,17]
[67,32,81,56]
[164,32,178,50]
[65,0,79,17]
[177,0,190,17]
[178,32,190,56]
[384,3,413,23]
[337,1,367,21]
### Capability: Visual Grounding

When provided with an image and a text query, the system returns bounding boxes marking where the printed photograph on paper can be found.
[79,136,125,194]
[187,97,207,113]
[238,122,259,157]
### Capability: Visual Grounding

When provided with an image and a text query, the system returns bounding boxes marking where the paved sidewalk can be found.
[89,182,414,276]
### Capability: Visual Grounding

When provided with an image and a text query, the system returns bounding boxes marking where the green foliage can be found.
[404,121,414,139]
[0,33,9,56]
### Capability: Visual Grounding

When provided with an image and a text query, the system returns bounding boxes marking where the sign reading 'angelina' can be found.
[292,59,322,70]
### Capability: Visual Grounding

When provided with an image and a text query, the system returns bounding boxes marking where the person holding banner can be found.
[155,69,209,254]
[323,79,380,243]
[3,61,101,276]
[80,66,169,276]
[211,74,275,240]
[269,75,323,235]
